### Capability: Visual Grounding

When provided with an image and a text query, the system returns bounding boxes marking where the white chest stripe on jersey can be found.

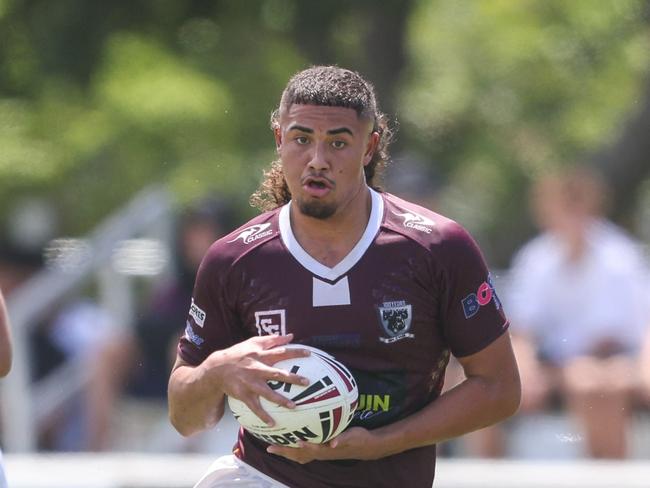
[278,188,384,282]
[313,276,351,307]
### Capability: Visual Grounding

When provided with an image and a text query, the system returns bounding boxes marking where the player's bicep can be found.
[170,353,195,376]
[456,332,520,387]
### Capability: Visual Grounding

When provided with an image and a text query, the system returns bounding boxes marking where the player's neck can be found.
[290,186,372,268]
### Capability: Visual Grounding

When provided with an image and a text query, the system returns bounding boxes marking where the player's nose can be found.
[307,142,329,172]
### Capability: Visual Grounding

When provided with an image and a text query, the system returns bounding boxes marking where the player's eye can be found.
[331,140,346,149]
[295,136,309,145]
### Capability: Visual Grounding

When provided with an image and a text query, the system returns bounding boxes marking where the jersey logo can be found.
[377,300,415,343]
[392,210,435,234]
[189,298,206,327]
[228,223,273,245]
[255,309,286,336]
[461,273,502,319]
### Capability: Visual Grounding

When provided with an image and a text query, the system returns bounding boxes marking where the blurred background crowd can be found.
[1,0,650,461]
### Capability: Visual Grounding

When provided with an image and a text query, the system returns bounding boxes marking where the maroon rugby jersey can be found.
[179,189,508,488]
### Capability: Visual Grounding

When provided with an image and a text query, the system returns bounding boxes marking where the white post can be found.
[0,308,36,451]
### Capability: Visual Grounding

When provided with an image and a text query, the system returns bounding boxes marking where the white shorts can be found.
[194,455,290,488]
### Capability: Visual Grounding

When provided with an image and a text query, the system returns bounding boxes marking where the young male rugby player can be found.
[169,66,521,487]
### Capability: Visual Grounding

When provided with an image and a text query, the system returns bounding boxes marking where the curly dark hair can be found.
[250,66,394,211]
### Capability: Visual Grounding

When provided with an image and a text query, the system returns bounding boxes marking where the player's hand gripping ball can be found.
[228,345,358,447]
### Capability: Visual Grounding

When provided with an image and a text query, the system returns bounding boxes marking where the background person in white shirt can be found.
[507,167,649,458]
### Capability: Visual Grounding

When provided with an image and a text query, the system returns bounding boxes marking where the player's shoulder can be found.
[380,192,473,251]
[200,207,281,271]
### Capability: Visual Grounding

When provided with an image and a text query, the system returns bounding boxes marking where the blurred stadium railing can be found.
[0,186,173,451]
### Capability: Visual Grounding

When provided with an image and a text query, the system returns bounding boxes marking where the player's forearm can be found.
[168,361,227,437]
[369,373,520,458]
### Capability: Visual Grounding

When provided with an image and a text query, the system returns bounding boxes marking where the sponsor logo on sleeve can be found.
[227,223,274,245]
[392,210,435,234]
[377,300,415,343]
[461,273,502,319]
[184,322,205,346]
[254,309,286,336]
[189,298,206,328]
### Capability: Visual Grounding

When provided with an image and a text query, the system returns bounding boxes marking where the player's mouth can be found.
[302,176,334,198]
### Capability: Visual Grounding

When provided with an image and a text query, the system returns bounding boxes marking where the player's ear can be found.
[274,127,282,152]
[363,131,380,166]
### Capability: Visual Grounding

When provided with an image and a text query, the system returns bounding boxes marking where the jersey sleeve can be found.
[177,244,243,366]
[437,222,509,357]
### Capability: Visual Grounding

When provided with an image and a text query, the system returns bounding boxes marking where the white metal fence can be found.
[0,186,173,452]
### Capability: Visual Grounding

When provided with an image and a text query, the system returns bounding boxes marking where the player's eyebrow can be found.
[287,124,313,134]
[327,127,354,136]
[287,124,354,136]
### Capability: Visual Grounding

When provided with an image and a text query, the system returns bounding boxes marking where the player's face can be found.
[275,104,379,220]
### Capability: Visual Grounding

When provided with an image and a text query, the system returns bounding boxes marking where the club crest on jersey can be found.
[255,309,286,336]
[228,223,273,245]
[377,300,415,343]
[392,210,435,234]
[461,273,502,319]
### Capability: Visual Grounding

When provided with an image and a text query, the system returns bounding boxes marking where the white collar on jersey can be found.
[279,187,384,282]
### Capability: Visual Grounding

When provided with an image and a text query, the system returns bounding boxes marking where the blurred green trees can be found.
[401,0,650,261]
[0,0,309,233]
[1,0,648,264]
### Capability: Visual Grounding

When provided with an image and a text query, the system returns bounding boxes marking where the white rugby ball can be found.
[227,344,358,447]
